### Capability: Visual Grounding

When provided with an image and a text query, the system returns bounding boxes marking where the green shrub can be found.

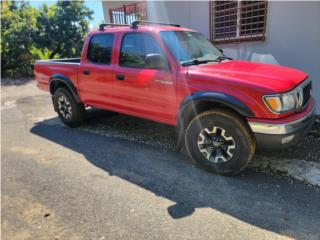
[1,0,93,78]
[1,1,39,77]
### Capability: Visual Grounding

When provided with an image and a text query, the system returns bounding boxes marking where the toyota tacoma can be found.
[34,21,316,175]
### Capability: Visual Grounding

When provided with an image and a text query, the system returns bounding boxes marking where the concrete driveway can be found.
[2,80,320,240]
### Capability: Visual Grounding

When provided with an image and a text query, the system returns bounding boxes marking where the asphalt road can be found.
[2,80,320,240]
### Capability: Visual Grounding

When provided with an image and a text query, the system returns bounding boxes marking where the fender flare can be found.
[178,91,254,124]
[49,74,81,103]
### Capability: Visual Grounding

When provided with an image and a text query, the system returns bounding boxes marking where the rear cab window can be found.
[87,34,114,64]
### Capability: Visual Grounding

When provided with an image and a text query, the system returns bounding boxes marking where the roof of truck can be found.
[90,22,195,35]
[91,26,194,34]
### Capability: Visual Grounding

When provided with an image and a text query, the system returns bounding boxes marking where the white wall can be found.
[146,1,210,37]
[103,1,320,113]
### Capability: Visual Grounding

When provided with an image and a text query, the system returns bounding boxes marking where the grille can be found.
[302,82,312,107]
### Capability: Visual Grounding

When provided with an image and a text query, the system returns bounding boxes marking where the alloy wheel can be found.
[197,126,235,163]
[57,95,72,119]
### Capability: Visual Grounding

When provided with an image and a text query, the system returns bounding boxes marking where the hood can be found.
[187,60,308,93]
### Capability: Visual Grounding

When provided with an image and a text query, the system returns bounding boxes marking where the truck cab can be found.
[34,21,316,175]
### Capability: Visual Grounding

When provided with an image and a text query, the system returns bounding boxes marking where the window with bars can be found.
[109,2,147,25]
[210,0,267,43]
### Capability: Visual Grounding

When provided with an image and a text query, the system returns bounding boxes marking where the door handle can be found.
[83,69,90,75]
[116,74,125,81]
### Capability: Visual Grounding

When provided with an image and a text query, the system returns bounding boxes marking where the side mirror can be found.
[218,48,223,53]
[145,54,168,70]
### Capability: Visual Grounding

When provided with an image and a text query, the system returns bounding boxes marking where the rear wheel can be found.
[53,88,85,127]
[185,109,256,175]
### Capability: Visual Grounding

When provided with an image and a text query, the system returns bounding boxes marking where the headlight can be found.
[263,87,302,114]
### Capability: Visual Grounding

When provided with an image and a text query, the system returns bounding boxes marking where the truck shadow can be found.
[30,113,320,239]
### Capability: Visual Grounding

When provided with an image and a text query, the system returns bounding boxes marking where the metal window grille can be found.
[109,2,147,25]
[210,0,267,43]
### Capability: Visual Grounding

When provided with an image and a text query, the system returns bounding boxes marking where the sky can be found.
[29,0,104,28]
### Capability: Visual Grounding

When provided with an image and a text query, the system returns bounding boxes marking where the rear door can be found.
[78,33,115,107]
[112,32,177,125]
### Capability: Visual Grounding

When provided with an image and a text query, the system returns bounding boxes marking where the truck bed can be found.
[34,58,81,92]
[35,58,81,64]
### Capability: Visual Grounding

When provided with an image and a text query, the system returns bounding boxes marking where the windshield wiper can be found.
[215,56,233,62]
[181,59,219,66]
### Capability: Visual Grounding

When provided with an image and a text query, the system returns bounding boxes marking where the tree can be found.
[1,0,39,76]
[36,1,93,59]
[1,0,93,77]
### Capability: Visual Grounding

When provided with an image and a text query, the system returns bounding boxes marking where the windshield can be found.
[159,31,223,64]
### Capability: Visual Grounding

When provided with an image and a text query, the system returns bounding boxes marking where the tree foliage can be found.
[35,1,93,59]
[1,0,39,76]
[1,0,93,77]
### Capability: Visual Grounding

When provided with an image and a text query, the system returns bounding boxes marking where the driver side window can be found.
[119,33,166,69]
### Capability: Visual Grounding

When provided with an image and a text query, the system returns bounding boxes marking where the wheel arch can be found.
[49,74,81,103]
[175,91,254,149]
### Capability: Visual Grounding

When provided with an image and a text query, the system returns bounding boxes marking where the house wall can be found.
[146,1,210,37]
[102,1,320,113]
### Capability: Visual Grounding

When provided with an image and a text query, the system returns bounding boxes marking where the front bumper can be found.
[248,101,316,149]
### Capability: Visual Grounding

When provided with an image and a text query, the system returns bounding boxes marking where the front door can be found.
[112,32,177,125]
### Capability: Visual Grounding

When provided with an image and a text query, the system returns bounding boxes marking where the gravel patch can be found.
[251,157,320,187]
[81,109,176,149]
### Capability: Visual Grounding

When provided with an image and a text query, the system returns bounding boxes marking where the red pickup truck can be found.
[34,21,316,175]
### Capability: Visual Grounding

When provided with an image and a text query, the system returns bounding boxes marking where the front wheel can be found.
[53,88,85,127]
[185,109,256,175]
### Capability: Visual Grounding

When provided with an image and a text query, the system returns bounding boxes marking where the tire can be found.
[53,88,85,127]
[185,109,256,175]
